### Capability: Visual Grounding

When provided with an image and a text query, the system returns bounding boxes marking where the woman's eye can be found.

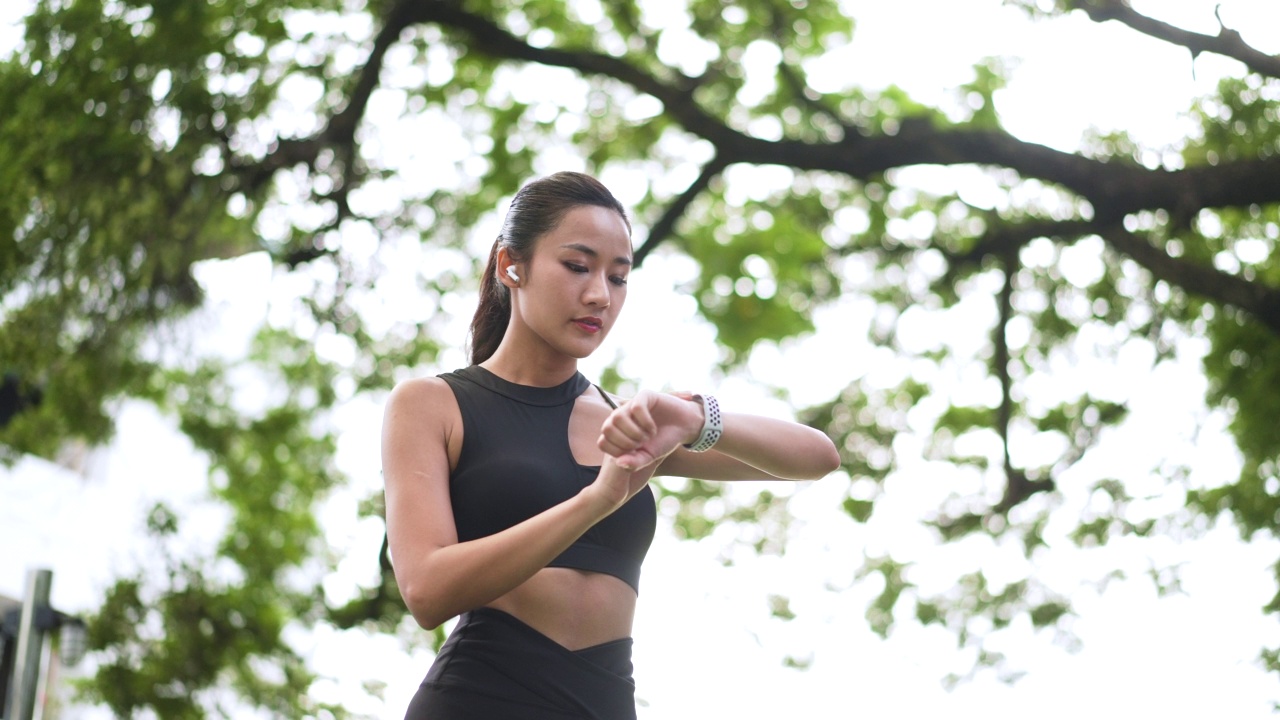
[565,262,587,273]
[610,276,628,286]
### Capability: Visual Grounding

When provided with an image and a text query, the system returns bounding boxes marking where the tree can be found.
[2,0,1278,714]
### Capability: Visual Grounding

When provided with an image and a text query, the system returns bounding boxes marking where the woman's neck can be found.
[480,345,580,388]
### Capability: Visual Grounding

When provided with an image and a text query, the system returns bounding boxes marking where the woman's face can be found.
[508,204,632,360]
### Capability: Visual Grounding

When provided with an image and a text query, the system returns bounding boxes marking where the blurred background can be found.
[2,0,1280,717]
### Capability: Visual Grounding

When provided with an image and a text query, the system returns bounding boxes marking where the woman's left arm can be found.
[598,391,841,482]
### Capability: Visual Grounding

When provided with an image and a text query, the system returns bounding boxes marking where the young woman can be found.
[382,171,840,719]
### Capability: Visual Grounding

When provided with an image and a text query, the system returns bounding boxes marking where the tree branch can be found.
[234,0,421,194]
[994,253,1015,478]
[776,61,855,140]
[409,1,724,138]
[992,254,1055,515]
[1098,224,1280,335]
[227,0,1280,260]
[943,219,1099,279]
[327,0,421,145]
[412,3,1280,224]
[942,215,1280,338]
[633,155,728,267]
[225,0,1280,347]
[1074,0,1280,78]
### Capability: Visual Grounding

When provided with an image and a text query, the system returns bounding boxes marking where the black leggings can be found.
[405,607,638,719]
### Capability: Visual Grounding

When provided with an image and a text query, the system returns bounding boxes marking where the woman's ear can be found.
[495,246,520,288]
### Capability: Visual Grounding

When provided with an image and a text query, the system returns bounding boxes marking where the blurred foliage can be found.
[2,0,1279,714]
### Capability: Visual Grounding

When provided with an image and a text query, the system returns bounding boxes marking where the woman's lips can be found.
[573,317,602,333]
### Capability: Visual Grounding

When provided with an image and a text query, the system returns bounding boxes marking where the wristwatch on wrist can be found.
[683,394,722,453]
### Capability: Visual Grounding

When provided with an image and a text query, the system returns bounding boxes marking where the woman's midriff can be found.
[484,567,637,651]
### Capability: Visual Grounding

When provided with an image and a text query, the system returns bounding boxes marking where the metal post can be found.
[11,569,52,720]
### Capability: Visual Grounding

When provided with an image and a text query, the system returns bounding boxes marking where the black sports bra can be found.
[438,365,657,593]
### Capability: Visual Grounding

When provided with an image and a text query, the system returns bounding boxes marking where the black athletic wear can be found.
[405,607,637,720]
[437,364,657,592]
[406,366,655,719]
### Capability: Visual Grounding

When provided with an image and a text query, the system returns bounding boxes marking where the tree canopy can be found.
[2,0,1279,715]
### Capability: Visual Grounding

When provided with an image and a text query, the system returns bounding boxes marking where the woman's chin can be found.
[563,335,607,359]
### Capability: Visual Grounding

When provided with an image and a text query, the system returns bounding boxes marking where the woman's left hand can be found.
[597,390,701,470]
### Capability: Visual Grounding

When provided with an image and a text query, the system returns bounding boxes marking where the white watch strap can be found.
[683,394,722,453]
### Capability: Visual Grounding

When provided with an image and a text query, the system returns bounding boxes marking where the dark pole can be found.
[11,569,52,720]
[0,609,15,717]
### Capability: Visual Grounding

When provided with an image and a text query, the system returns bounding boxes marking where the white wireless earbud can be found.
[505,266,520,282]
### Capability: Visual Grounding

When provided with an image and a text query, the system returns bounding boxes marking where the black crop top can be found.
[439,365,657,593]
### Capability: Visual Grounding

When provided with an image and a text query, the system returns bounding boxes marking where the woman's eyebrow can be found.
[559,242,632,267]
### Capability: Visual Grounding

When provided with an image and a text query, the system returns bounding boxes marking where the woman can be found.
[382,171,840,719]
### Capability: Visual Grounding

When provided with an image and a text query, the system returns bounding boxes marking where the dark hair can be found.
[468,171,631,365]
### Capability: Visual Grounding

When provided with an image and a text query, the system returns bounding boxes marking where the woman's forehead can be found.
[543,206,632,261]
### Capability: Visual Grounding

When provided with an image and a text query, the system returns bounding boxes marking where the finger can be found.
[615,448,656,471]
[624,396,658,435]
[604,405,653,444]
[599,420,646,453]
[597,434,633,457]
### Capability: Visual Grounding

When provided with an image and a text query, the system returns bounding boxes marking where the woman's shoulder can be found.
[385,374,461,420]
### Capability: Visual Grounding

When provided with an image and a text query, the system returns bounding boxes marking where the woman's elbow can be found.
[809,434,841,479]
[776,437,840,480]
[400,581,451,631]
[411,610,448,632]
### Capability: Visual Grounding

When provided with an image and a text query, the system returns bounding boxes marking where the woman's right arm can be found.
[381,377,645,630]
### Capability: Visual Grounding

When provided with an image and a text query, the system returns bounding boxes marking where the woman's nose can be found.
[583,272,610,307]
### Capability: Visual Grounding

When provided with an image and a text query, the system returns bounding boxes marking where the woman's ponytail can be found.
[468,237,511,365]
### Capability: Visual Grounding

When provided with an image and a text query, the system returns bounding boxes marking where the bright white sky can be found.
[4,0,1280,718]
